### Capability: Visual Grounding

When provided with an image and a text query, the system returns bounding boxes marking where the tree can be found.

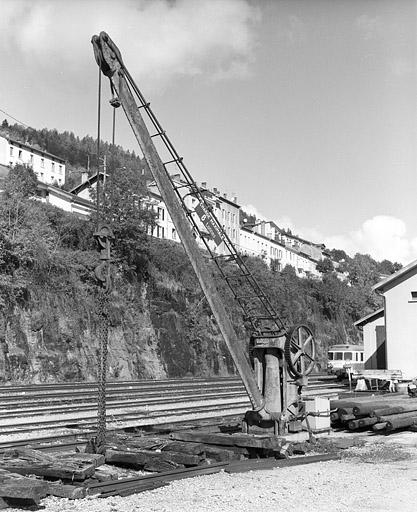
[344,253,380,287]
[377,259,402,276]
[4,164,38,199]
[94,167,156,277]
[317,257,335,274]
[329,248,349,262]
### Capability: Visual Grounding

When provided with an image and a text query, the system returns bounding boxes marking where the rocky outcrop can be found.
[0,275,234,384]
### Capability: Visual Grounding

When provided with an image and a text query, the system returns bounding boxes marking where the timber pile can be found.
[0,449,103,508]
[104,430,293,471]
[331,395,417,434]
[0,430,320,506]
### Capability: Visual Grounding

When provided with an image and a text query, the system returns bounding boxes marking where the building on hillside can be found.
[0,135,66,186]
[354,308,385,370]
[245,219,326,264]
[69,172,321,278]
[70,171,105,201]
[146,176,240,255]
[36,182,94,218]
[238,226,320,278]
[367,260,417,379]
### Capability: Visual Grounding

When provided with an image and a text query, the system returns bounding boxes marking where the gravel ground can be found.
[3,433,417,512]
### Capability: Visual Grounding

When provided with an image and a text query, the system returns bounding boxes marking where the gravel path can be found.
[3,434,417,512]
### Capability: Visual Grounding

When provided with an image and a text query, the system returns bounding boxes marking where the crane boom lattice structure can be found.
[115,67,286,339]
[91,32,316,434]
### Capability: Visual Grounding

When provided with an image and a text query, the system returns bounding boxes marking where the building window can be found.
[410,292,417,302]
[41,158,44,168]
[172,228,176,240]
[59,164,62,174]
[157,207,165,220]
[9,147,13,157]
[18,150,22,159]
[51,162,55,172]
[30,154,34,165]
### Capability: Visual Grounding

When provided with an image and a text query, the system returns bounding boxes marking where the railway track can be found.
[0,375,345,445]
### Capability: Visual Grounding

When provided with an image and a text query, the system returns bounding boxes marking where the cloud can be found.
[0,0,260,88]
[324,216,417,264]
[243,206,417,264]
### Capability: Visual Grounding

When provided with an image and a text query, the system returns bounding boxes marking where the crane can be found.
[91,32,316,435]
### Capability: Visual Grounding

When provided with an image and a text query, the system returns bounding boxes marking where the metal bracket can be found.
[94,224,114,293]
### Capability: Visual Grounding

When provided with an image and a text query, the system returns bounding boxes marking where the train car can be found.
[327,344,364,377]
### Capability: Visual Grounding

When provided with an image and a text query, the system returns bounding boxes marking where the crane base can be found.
[242,411,286,436]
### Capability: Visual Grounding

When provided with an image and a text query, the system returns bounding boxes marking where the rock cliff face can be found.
[0,275,235,384]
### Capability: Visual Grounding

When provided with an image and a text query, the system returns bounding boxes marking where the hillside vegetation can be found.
[0,123,402,383]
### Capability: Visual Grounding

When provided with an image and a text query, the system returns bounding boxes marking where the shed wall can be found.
[384,271,417,379]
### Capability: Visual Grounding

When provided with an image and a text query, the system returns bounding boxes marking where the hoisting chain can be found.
[96,287,109,449]
[93,225,114,452]
[89,63,116,454]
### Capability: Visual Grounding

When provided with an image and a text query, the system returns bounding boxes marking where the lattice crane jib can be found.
[91,32,316,433]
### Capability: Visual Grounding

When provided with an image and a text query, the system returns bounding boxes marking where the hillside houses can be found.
[1,134,326,277]
[0,135,66,187]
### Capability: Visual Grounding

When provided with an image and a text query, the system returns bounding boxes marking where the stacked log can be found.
[330,396,417,434]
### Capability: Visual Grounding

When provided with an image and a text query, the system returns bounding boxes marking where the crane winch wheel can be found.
[284,325,316,378]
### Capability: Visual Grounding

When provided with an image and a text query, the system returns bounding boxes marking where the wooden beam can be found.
[170,431,285,450]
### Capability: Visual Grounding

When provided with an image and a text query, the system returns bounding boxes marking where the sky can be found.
[0,0,416,263]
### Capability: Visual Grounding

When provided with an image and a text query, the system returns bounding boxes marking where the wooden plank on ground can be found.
[0,468,49,504]
[0,448,104,481]
[170,431,285,450]
[46,481,87,499]
[105,448,202,472]
[114,436,207,456]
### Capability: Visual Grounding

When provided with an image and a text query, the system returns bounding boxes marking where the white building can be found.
[69,172,320,278]
[370,260,417,379]
[0,135,66,186]
[238,227,320,278]
[354,308,385,370]
[146,176,240,256]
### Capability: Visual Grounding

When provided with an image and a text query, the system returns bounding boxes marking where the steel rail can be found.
[0,383,246,405]
[0,402,251,437]
[0,383,343,413]
[0,377,241,394]
[0,374,332,395]
[0,390,247,417]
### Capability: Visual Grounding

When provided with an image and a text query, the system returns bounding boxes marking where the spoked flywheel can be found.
[284,325,316,378]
